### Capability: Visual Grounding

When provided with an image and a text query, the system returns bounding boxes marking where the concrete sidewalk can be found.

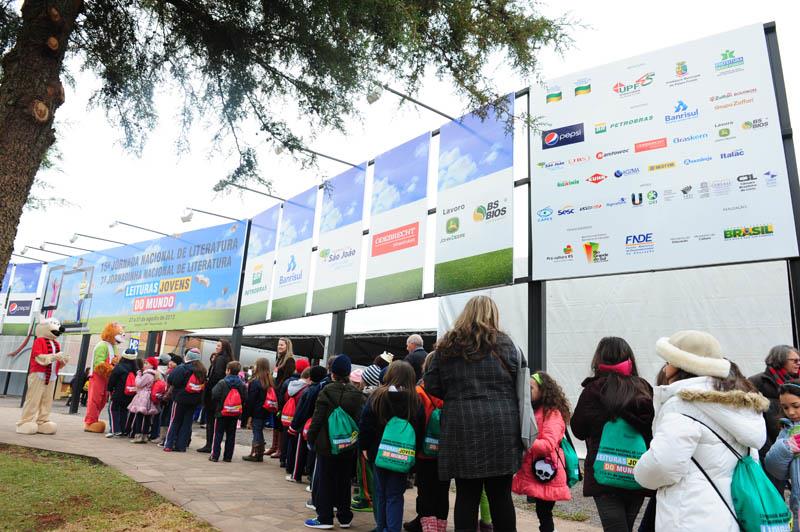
[0,399,599,531]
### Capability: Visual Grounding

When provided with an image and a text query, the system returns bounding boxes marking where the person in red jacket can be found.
[512,371,572,532]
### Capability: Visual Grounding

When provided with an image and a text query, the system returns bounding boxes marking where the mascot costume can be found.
[16,317,69,434]
[83,322,125,433]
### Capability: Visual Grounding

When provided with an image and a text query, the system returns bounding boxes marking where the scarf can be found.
[598,359,633,377]
[768,366,791,386]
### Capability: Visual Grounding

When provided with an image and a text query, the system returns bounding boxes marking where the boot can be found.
[139,433,148,443]
[154,426,167,445]
[404,516,422,532]
[478,522,493,532]
[243,443,265,462]
[265,430,278,456]
[271,431,283,460]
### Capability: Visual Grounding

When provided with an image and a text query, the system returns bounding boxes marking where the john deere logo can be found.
[446,217,460,234]
[473,206,487,221]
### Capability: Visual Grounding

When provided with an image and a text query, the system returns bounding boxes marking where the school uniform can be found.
[164,362,205,451]
[210,374,247,461]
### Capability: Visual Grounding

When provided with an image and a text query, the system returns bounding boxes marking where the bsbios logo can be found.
[724,224,774,240]
[612,72,655,97]
[473,200,507,221]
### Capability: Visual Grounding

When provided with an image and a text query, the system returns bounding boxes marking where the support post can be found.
[789,261,800,347]
[528,281,546,371]
[327,310,346,362]
[69,333,91,414]
[230,325,243,361]
[145,332,157,358]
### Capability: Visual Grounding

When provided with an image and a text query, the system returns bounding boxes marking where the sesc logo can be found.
[586,173,607,184]
[558,205,575,216]
[612,72,655,97]
[542,123,584,150]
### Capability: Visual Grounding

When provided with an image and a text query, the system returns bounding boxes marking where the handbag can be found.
[532,456,557,483]
[516,346,538,449]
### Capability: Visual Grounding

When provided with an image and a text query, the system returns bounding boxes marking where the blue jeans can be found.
[374,466,407,532]
[252,417,266,444]
[165,402,195,451]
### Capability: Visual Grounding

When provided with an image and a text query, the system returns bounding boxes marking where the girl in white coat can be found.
[633,330,769,531]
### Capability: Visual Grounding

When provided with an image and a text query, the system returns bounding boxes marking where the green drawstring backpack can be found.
[375,417,417,473]
[593,417,647,490]
[328,390,359,455]
[423,408,441,457]
[560,432,581,488]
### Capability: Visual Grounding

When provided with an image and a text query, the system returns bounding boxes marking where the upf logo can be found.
[613,72,655,97]
[542,123,584,150]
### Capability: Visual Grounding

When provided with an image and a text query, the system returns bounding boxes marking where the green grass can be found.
[1,323,30,336]
[312,283,357,314]
[0,444,213,531]
[364,268,423,306]
[237,301,269,326]
[434,248,513,295]
[87,309,235,334]
[270,293,308,321]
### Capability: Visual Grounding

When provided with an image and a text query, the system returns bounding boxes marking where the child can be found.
[284,366,312,481]
[243,357,275,462]
[512,371,572,532]
[106,348,138,437]
[358,360,425,532]
[209,361,247,462]
[127,357,161,443]
[287,366,328,482]
[164,351,207,452]
[765,380,800,530]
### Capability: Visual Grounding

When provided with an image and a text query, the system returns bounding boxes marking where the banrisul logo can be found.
[664,100,699,124]
[612,72,654,97]
[715,49,744,74]
[279,255,303,286]
[542,123,584,150]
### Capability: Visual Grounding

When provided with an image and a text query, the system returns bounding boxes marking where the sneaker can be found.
[209,456,219,462]
[222,458,231,463]
[286,474,298,483]
[306,485,312,493]
[105,432,115,438]
[163,447,173,452]
[196,446,211,453]
[338,520,352,529]
[304,518,332,529]
[351,499,372,513]
[305,500,316,510]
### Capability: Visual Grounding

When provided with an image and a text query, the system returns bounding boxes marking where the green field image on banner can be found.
[365,268,423,307]
[87,308,235,334]
[270,293,307,321]
[237,301,269,326]
[312,283,357,315]
[1,323,30,336]
[434,248,513,295]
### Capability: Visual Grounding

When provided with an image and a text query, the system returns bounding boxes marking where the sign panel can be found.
[312,165,366,314]
[531,24,798,280]
[2,263,43,335]
[365,133,430,306]
[271,186,318,321]
[435,96,514,294]
[238,205,281,325]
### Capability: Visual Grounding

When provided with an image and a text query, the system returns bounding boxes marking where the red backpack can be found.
[150,379,167,403]
[302,417,313,440]
[124,372,137,395]
[263,387,278,413]
[221,387,243,417]
[185,373,205,394]
[281,394,299,427]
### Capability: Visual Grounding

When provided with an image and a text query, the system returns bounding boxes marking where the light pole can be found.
[109,220,170,237]
[367,83,457,122]
[69,233,129,246]
[181,207,240,223]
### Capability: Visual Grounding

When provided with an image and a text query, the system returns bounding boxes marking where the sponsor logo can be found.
[441,204,464,216]
[537,160,566,171]
[252,264,263,285]
[724,224,774,240]
[720,148,744,160]
[575,78,591,96]
[712,179,732,196]
[278,254,304,286]
[765,171,778,187]
[473,200,508,221]
[673,133,709,144]
[667,61,701,87]
[715,49,745,75]
[320,246,357,265]
[634,138,667,153]
[737,173,757,192]
[613,72,655,97]
[664,100,699,123]
[537,207,553,222]
[607,115,654,130]
[446,217,460,234]
[614,168,640,178]
[372,222,420,257]
[7,300,32,317]
[287,255,297,272]
[579,203,603,212]
[633,190,658,206]
[709,88,757,103]
[596,148,630,160]
[542,123,584,150]
[625,233,655,255]
[586,173,607,184]
[569,155,591,166]
[711,88,756,111]
[557,179,580,188]
[742,117,769,130]
[682,155,712,166]
[606,197,627,207]
[546,85,562,103]
[546,244,575,263]
[558,205,576,216]
[676,61,687,77]
[681,185,693,198]
[648,162,676,172]
[595,122,607,134]
[583,241,608,263]
[631,193,643,206]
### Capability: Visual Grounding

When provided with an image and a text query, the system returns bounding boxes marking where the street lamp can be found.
[41,241,97,254]
[367,83,456,122]
[69,233,129,246]
[109,220,170,237]
[11,253,45,263]
[224,182,286,202]
[181,207,240,224]
[22,246,72,258]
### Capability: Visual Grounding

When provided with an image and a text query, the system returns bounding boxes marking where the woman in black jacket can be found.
[570,337,654,532]
[164,354,207,452]
[243,357,275,462]
[197,340,232,453]
[106,350,138,437]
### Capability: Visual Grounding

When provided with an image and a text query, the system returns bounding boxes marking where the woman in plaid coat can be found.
[424,295,523,531]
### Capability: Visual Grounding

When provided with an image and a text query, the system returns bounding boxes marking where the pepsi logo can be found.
[544,132,559,146]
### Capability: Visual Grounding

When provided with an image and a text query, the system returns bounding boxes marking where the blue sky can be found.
[10,263,43,294]
[1,265,11,294]
[248,204,281,257]
[280,186,318,247]
[372,133,430,215]
[438,95,514,191]
[321,164,366,233]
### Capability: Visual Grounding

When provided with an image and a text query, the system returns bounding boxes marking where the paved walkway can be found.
[0,399,599,531]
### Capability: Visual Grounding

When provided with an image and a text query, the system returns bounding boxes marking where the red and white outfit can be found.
[16,338,65,434]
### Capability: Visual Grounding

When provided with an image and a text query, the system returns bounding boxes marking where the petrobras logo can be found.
[684,155,713,166]
[614,168,640,178]
[720,148,744,160]
[595,148,630,160]
[537,207,553,222]
[664,100,699,124]
[608,115,654,130]
[672,133,709,144]
[542,123,584,150]
[612,72,655,97]
[586,173,607,184]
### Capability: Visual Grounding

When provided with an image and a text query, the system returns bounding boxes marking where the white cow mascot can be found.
[16,317,69,434]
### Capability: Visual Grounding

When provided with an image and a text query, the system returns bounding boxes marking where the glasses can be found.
[787,358,800,364]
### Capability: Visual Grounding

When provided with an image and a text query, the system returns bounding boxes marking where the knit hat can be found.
[362,364,382,387]
[145,356,159,370]
[185,348,201,362]
[121,348,138,360]
[331,354,352,377]
[310,366,327,383]
[170,354,184,365]
[158,353,171,365]
[350,368,364,384]
[655,330,731,378]
[295,357,310,374]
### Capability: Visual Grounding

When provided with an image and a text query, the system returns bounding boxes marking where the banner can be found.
[435,96,514,294]
[45,222,246,333]
[312,165,366,314]
[271,186,318,321]
[238,205,281,325]
[531,24,798,280]
[365,133,430,306]
[2,263,43,335]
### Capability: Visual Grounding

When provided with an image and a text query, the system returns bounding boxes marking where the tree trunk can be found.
[0,0,81,284]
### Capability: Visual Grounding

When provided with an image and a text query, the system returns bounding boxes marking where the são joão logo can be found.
[542,123,584,150]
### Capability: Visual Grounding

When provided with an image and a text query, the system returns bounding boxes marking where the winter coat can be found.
[512,407,572,502]
[168,362,206,406]
[204,352,231,405]
[405,347,428,383]
[423,333,523,480]
[633,376,768,532]
[765,418,800,531]
[210,375,247,418]
[570,374,654,497]
[278,373,301,410]
[107,358,137,405]
[358,388,425,464]
[127,369,160,416]
[749,369,785,461]
[416,383,443,460]
[245,379,271,420]
[290,377,330,434]
[306,380,365,457]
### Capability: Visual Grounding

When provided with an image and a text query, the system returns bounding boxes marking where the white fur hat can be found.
[655,330,731,378]
[379,352,394,364]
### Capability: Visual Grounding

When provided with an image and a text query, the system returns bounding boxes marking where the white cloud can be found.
[413,140,428,159]
[320,203,343,233]
[406,176,419,194]
[300,219,310,237]
[438,147,478,190]
[482,143,502,165]
[345,201,356,218]
[353,171,365,185]
[372,176,401,214]
[280,219,298,247]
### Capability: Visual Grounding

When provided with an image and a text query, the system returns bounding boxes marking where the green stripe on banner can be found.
[1,323,31,336]
[270,293,307,321]
[364,268,423,307]
[434,248,513,295]
[86,309,235,334]
[312,283,357,315]
[237,301,269,326]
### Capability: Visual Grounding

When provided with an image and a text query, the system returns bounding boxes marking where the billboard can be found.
[365,133,430,306]
[271,186,318,321]
[238,205,281,325]
[531,24,798,280]
[46,222,246,333]
[2,263,43,335]
[435,96,515,294]
[312,165,366,314]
